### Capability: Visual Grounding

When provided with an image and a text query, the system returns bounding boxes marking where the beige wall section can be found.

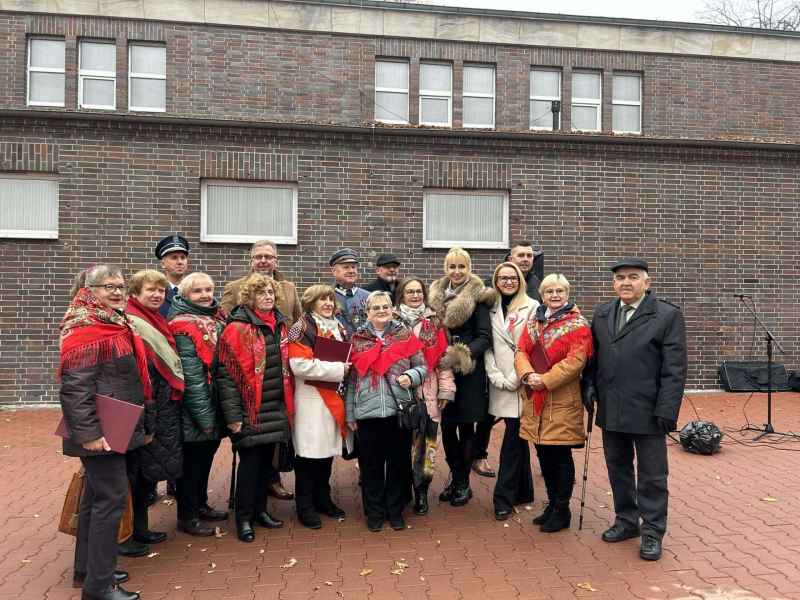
[3,0,799,63]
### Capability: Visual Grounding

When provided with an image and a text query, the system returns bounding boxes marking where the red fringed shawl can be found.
[351,325,423,386]
[59,287,152,402]
[518,306,593,416]
[168,311,224,378]
[217,315,294,426]
[126,296,185,400]
[415,318,448,371]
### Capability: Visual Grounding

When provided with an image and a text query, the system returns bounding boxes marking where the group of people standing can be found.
[58,235,687,600]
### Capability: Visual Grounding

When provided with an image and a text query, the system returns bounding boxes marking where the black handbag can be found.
[273,438,295,472]
[384,374,422,431]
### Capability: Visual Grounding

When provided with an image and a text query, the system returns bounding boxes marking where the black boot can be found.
[236,518,255,542]
[449,483,472,507]
[532,503,554,525]
[413,486,429,516]
[540,501,571,532]
[438,479,455,502]
[532,475,556,525]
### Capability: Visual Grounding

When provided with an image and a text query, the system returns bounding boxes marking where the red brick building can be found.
[1,0,798,403]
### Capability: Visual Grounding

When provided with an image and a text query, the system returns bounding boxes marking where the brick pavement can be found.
[2,392,800,600]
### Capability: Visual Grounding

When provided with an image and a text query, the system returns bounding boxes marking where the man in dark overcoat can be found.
[582,257,687,561]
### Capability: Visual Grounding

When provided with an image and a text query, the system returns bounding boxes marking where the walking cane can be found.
[228,449,237,510]
[578,402,594,531]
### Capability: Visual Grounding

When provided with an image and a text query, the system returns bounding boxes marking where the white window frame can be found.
[0,173,59,239]
[462,64,495,129]
[374,58,409,125]
[128,43,166,113]
[530,68,561,131]
[419,62,452,127]
[422,189,509,250]
[200,180,298,245]
[27,37,65,107]
[571,70,602,132]
[612,72,642,134]
[79,40,116,110]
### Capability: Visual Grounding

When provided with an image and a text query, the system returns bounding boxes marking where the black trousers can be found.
[493,418,534,512]
[357,417,412,520]
[441,421,477,487]
[177,439,220,521]
[294,456,334,514]
[75,454,128,595]
[235,443,276,521]
[602,430,668,538]
[535,444,575,506]
[474,414,496,461]
[125,447,151,536]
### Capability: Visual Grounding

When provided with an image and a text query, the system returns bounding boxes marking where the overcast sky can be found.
[424,0,709,24]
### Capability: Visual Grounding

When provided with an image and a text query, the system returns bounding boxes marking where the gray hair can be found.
[70,264,123,298]
[178,272,214,297]
[250,239,277,255]
[365,290,393,310]
[539,273,571,297]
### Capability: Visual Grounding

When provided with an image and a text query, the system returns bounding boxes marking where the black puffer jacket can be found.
[139,365,183,482]
[216,305,290,450]
[60,352,150,458]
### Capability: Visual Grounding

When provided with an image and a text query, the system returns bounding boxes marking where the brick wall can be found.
[1,116,798,403]
[2,13,800,143]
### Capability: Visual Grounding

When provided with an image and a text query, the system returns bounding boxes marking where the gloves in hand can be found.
[656,416,677,434]
[581,386,597,412]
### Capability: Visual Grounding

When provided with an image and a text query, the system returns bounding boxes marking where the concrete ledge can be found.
[2,0,799,63]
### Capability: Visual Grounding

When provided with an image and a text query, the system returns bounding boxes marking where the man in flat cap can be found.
[363,253,402,303]
[582,258,687,561]
[155,234,190,318]
[329,248,369,337]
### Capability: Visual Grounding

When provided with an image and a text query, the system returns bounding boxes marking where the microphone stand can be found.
[737,296,787,440]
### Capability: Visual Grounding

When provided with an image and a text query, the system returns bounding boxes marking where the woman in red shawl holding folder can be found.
[287,284,351,529]
[59,265,150,600]
[125,269,185,546]
[345,290,427,533]
[515,273,593,533]
[216,273,292,543]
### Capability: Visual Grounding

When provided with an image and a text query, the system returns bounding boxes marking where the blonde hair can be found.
[178,272,214,297]
[238,273,278,308]
[492,262,529,312]
[443,247,472,274]
[539,273,571,297]
[365,290,393,310]
[128,269,168,297]
[301,284,336,314]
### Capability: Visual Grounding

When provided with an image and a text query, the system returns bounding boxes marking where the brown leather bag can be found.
[58,467,134,543]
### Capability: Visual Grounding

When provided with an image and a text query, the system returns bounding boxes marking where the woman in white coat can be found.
[484,262,538,521]
[287,285,351,529]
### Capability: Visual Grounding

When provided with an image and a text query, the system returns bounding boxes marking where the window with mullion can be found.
[419,62,452,127]
[27,37,66,107]
[129,43,166,112]
[530,68,561,130]
[571,70,602,132]
[79,40,116,110]
[375,59,409,124]
[463,64,495,129]
[612,72,642,134]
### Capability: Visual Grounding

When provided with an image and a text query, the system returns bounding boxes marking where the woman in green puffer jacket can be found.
[168,272,228,537]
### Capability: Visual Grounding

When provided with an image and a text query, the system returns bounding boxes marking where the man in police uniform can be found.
[155,234,190,318]
[582,258,687,561]
[329,248,369,338]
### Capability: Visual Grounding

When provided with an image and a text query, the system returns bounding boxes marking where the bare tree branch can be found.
[698,0,800,30]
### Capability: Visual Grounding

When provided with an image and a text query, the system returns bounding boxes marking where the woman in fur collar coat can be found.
[428,247,494,507]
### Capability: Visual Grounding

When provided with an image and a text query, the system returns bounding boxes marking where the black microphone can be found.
[733,294,750,299]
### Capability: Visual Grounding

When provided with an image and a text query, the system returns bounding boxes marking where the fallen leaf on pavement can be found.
[359,568,373,576]
[147,552,159,558]
[762,496,778,502]
[214,527,226,537]
[390,569,404,575]
[282,558,298,569]
[325,581,333,586]
[577,582,598,592]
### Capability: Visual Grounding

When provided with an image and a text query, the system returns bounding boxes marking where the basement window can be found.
[0,174,59,239]
[423,189,508,249]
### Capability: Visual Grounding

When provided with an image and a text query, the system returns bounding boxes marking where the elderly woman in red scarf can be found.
[394,277,455,517]
[216,273,292,543]
[168,272,228,538]
[59,265,151,600]
[287,284,350,530]
[346,290,427,533]
[515,273,593,533]
[125,270,185,548]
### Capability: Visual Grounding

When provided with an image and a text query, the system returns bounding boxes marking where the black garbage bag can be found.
[679,421,723,455]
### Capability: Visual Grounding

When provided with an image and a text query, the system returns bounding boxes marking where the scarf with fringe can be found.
[59,287,152,402]
[168,310,224,379]
[125,296,185,401]
[351,323,423,388]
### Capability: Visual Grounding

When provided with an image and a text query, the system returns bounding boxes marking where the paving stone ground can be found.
[2,392,800,600]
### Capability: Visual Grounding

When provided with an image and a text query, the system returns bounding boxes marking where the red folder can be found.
[530,342,551,374]
[307,336,352,391]
[56,394,144,454]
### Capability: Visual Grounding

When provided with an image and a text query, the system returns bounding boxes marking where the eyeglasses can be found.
[404,289,424,296]
[498,276,519,283]
[369,304,392,312]
[92,284,126,293]
[251,254,277,261]
[543,288,566,296]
